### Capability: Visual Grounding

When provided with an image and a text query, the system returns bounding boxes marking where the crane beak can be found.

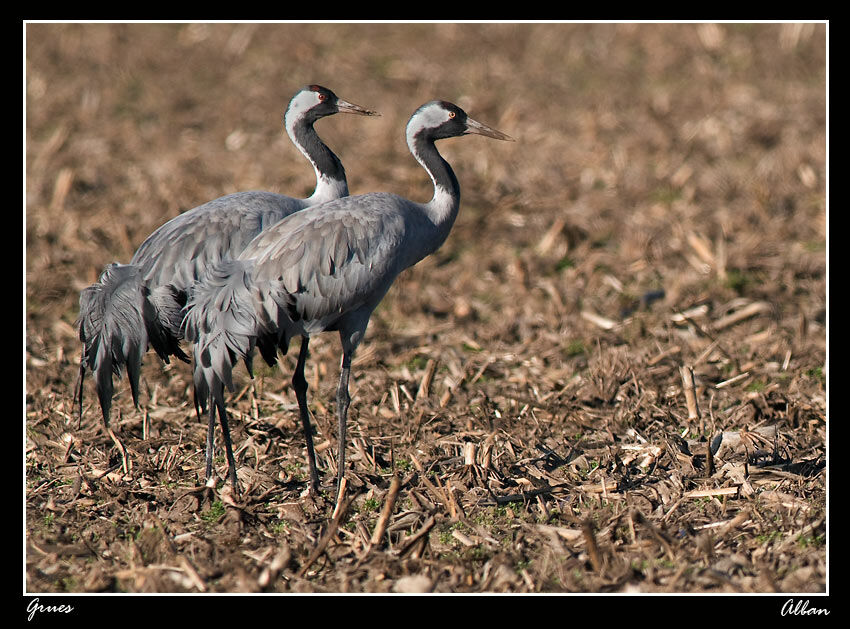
[464,117,515,141]
[337,99,381,117]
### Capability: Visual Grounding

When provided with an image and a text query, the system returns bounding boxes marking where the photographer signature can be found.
[782,599,830,616]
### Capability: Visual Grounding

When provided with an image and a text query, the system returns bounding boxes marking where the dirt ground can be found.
[25,23,827,597]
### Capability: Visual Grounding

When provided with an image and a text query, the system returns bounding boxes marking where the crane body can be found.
[75,85,377,451]
[185,100,513,496]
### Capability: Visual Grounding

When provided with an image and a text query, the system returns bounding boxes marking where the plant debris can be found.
[26,23,826,593]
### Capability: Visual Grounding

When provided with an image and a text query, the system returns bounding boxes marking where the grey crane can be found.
[184,99,513,497]
[75,85,378,437]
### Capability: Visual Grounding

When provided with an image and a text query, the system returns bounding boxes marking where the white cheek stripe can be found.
[285,90,323,137]
[406,104,452,146]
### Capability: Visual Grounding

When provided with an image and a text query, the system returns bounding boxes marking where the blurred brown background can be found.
[26,23,826,594]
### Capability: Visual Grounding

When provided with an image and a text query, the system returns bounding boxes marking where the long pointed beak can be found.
[337,98,380,117]
[464,117,515,141]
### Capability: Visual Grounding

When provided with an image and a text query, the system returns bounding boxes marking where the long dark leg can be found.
[335,352,352,495]
[204,401,216,482]
[292,337,320,494]
[211,388,240,496]
[73,352,87,428]
[192,386,216,484]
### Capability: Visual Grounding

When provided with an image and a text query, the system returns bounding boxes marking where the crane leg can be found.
[210,389,240,496]
[335,352,352,497]
[292,337,321,494]
[204,402,216,482]
[73,351,86,428]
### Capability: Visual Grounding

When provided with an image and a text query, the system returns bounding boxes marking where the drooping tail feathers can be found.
[75,263,189,425]
[182,259,276,415]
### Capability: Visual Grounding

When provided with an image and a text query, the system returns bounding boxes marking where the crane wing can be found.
[245,194,409,328]
[131,191,305,292]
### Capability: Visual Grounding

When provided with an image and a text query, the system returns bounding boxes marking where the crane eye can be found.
[448,111,456,119]
[317,93,327,101]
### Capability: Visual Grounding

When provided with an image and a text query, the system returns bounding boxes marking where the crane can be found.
[74,85,378,437]
[184,99,513,497]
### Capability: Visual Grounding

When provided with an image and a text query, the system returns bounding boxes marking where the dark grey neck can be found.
[292,120,348,191]
[413,135,460,205]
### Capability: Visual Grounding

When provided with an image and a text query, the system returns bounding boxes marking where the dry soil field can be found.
[25,22,827,601]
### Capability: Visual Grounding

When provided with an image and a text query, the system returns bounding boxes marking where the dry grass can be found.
[26,22,826,595]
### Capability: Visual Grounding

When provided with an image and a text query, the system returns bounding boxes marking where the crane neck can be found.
[409,134,461,232]
[286,114,349,205]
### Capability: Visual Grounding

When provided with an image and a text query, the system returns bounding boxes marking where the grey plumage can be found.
[74,85,378,430]
[131,191,312,341]
[184,100,513,496]
[77,264,150,422]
